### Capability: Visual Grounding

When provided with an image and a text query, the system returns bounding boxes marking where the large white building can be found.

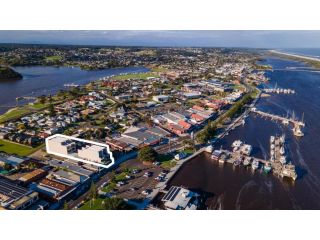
[46,136,76,155]
[152,95,169,103]
[77,145,109,163]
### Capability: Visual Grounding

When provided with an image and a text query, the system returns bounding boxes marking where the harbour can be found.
[167,56,320,209]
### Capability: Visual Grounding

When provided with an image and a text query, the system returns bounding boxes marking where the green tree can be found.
[89,181,98,200]
[48,103,56,117]
[63,201,69,210]
[3,163,12,171]
[137,146,158,163]
[38,95,46,104]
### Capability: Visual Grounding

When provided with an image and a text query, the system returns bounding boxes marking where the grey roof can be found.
[48,159,93,177]
[0,156,25,166]
[0,177,30,206]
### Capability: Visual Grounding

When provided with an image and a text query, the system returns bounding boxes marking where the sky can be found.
[0,31,320,48]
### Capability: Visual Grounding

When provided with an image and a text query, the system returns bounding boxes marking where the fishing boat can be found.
[280,146,285,155]
[280,156,287,164]
[243,157,252,166]
[232,140,243,148]
[251,159,259,170]
[263,162,272,174]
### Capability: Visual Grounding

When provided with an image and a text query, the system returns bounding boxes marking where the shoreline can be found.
[269,50,320,64]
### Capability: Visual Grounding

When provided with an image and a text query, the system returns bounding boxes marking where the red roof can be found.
[192,105,205,111]
[191,113,205,122]
[178,120,191,130]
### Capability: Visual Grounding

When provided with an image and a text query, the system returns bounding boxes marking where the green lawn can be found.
[0,108,30,123]
[29,102,49,109]
[0,139,38,156]
[101,182,116,193]
[45,55,62,61]
[113,72,159,80]
[79,198,106,210]
[158,154,177,169]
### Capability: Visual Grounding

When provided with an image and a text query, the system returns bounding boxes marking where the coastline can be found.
[268,50,320,68]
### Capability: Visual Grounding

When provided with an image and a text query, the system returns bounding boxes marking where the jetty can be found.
[263,88,295,94]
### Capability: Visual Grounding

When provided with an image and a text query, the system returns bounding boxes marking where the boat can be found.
[232,140,243,148]
[281,163,298,181]
[251,159,259,170]
[241,144,252,156]
[233,159,241,166]
[270,149,275,156]
[280,156,287,164]
[263,162,272,174]
[270,144,275,150]
[270,136,275,143]
[280,134,286,144]
[270,156,275,162]
[293,126,304,137]
[243,157,252,166]
[280,146,285,155]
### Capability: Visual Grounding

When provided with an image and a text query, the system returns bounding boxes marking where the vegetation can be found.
[113,72,159,80]
[137,146,158,163]
[0,66,22,80]
[0,108,30,123]
[0,139,40,156]
[79,197,133,210]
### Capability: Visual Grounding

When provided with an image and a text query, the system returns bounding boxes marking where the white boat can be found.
[280,134,286,144]
[293,126,304,137]
[280,156,286,164]
[280,146,285,155]
[270,144,275,150]
[232,140,243,148]
[270,149,275,156]
[243,157,251,166]
[241,144,252,156]
[263,162,272,174]
[270,136,275,143]
[251,159,259,170]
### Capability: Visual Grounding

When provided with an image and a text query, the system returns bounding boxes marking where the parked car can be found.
[142,189,152,195]
[144,171,153,177]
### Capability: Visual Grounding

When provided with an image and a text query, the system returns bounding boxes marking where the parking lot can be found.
[106,159,166,201]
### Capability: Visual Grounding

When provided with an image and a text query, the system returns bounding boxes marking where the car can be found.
[142,189,152,195]
[155,176,164,181]
[161,170,168,175]
[143,171,153,177]
[153,161,161,166]
[125,174,133,179]
[129,187,137,191]
[116,181,126,187]
[131,169,140,174]
[159,173,166,178]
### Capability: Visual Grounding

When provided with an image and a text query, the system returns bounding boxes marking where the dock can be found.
[263,88,295,94]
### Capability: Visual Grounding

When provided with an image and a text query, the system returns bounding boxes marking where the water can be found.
[0,66,149,114]
[279,48,320,59]
[169,57,320,209]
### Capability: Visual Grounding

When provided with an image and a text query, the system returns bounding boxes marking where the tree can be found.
[48,103,56,117]
[38,95,46,104]
[138,146,158,163]
[3,163,12,171]
[89,181,98,200]
[102,198,133,210]
[63,201,69,210]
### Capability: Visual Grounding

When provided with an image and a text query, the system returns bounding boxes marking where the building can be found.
[0,155,26,168]
[0,176,38,209]
[152,95,169,103]
[77,145,110,164]
[19,169,47,185]
[46,136,76,155]
[182,92,202,99]
[161,186,200,210]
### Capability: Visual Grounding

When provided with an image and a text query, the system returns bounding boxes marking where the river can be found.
[0,66,149,114]
[169,56,320,209]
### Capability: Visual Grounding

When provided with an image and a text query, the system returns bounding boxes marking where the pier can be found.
[251,108,305,136]
[263,88,295,94]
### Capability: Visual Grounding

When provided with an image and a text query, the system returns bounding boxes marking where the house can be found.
[0,155,26,169]
[152,95,169,103]
[115,94,132,101]
[183,92,202,99]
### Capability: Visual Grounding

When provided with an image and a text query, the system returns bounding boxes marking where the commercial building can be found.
[77,145,110,164]
[0,176,38,209]
[161,186,200,210]
[46,136,76,155]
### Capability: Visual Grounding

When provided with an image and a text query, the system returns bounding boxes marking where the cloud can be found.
[0,30,319,48]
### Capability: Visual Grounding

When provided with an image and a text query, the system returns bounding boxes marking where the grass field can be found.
[0,108,30,123]
[45,55,62,61]
[79,198,106,210]
[113,72,159,80]
[0,139,39,156]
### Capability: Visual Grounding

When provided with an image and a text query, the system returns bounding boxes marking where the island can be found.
[0,66,23,80]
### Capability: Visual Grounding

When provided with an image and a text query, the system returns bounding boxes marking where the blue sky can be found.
[0,31,320,48]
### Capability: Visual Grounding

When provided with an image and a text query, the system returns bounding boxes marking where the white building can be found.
[162,186,199,210]
[77,145,109,163]
[152,95,169,103]
[46,136,76,155]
